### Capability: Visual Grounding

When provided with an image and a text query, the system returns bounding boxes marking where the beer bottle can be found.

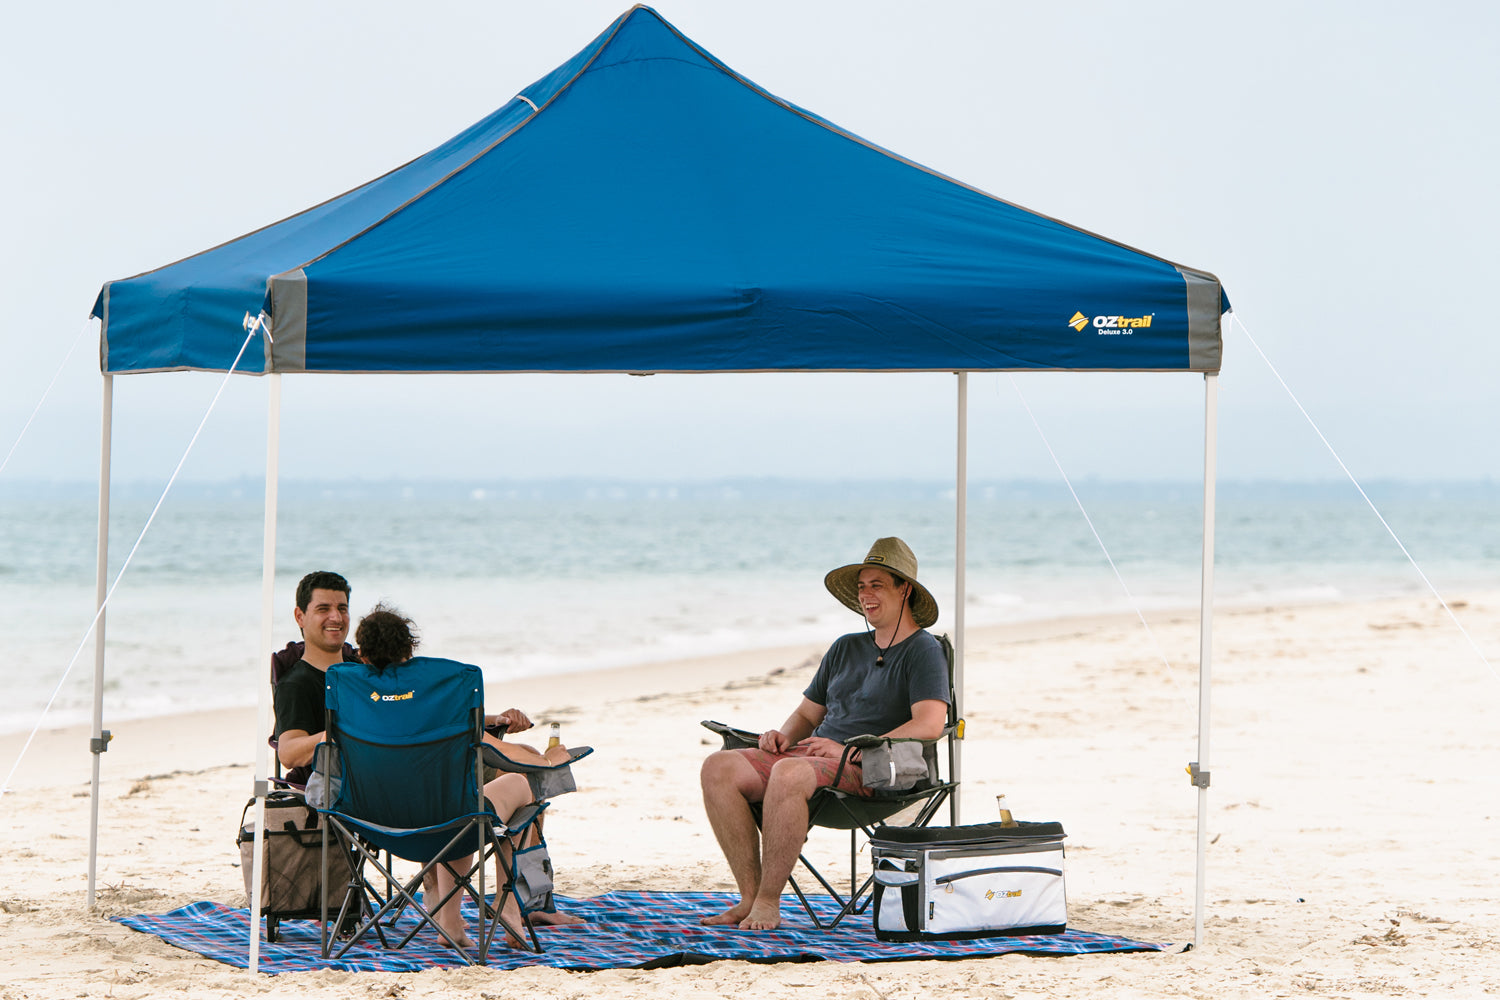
[996,794,1018,827]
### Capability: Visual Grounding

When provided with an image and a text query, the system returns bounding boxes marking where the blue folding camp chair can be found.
[315,656,544,964]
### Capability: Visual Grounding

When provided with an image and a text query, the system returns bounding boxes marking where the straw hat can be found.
[823,537,939,629]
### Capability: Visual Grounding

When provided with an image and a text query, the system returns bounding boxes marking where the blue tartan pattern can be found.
[115,891,1165,973]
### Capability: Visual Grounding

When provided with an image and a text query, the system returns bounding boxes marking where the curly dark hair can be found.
[355,602,420,670]
[296,571,350,611]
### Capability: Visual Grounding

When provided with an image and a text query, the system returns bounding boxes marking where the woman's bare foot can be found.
[424,870,474,948]
[531,909,586,926]
[492,896,532,949]
[433,907,475,949]
[436,929,477,950]
[700,900,752,926]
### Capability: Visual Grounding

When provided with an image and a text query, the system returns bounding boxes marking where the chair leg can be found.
[321,825,380,957]
[786,821,892,929]
[323,833,402,960]
[788,856,878,929]
[787,847,851,930]
[419,826,545,958]
[331,825,485,964]
[850,828,858,903]
[785,870,826,928]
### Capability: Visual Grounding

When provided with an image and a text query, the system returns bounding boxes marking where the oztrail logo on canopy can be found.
[1068,311,1153,335]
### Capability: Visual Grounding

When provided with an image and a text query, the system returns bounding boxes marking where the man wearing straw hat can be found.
[699,537,950,930]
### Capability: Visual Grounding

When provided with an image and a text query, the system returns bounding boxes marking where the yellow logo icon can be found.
[370,691,379,701]
[1068,311,1088,332]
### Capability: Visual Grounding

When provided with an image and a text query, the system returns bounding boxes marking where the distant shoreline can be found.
[2,475,1497,502]
[6,589,1491,759]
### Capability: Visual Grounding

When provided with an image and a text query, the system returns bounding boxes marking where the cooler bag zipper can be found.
[935,864,1063,883]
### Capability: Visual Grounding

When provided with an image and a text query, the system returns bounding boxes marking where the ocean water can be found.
[0,478,1494,735]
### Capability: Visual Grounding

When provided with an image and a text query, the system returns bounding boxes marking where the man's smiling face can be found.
[295,587,349,656]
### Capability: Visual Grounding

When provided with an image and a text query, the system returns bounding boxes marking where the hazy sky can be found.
[2,1,1495,485]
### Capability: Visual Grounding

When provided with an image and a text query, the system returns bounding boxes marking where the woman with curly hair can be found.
[354,602,584,948]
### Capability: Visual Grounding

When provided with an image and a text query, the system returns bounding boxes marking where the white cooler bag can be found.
[870,821,1067,940]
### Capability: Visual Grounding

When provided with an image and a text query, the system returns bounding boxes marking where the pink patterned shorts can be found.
[734,746,870,797]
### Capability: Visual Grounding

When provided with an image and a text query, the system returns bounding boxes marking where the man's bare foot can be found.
[701,901,752,926]
[531,909,586,926]
[740,900,781,931]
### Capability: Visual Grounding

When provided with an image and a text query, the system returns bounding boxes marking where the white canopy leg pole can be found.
[1193,370,1219,948]
[86,373,113,911]
[953,371,967,825]
[249,372,281,975]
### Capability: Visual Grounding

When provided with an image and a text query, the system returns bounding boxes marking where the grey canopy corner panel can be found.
[266,270,309,373]
[1176,264,1224,373]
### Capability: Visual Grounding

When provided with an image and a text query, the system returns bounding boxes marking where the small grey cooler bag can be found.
[870,821,1067,940]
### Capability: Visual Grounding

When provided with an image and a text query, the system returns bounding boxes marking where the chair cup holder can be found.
[482,745,593,799]
[526,767,576,799]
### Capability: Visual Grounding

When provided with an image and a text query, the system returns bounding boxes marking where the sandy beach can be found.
[2,593,1497,998]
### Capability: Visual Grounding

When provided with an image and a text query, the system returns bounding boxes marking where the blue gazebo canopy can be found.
[82,8,1235,958]
[92,4,1226,376]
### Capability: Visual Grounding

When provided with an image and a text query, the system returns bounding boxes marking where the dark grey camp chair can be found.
[702,633,960,928]
[255,640,362,943]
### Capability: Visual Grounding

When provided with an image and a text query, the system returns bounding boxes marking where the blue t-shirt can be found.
[804,630,950,743]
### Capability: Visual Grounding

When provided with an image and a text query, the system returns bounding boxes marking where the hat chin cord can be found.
[867,585,909,666]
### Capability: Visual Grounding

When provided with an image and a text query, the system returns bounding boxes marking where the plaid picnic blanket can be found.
[115,891,1165,972]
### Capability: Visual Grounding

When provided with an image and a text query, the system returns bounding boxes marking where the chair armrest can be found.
[701,719,760,751]
[845,733,938,748]
[500,799,548,836]
[481,745,592,801]
[481,744,593,773]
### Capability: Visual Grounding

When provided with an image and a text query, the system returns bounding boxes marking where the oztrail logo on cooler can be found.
[1068,311,1153,335]
[984,888,1024,901]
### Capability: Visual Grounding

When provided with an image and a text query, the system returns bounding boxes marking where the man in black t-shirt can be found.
[272,571,357,786]
[274,574,579,944]
[698,537,950,931]
[272,572,537,785]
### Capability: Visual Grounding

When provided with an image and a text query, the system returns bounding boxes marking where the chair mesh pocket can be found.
[513,843,555,912]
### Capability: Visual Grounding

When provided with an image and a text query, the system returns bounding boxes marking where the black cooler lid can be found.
[871,820,1065,845]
